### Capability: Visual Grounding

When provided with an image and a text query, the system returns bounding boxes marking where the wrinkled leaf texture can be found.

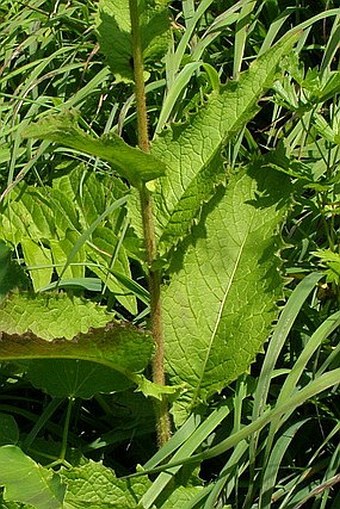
[60,461,150,508]
[0,292,153,397]
[0,292,110,341]
[145,32,300,254]
[96,0,171,82]
[163,165,292,423]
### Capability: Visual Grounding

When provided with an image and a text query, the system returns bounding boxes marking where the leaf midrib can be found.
[191,200,254,406]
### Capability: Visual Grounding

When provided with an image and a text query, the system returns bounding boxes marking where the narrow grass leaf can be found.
[233,0,256,79]
[138,368,340,474]
[270,310,340,435]
[140,401,233,509]
[252,272,324,422]
[260,419,310,509]
[40,277,102,292]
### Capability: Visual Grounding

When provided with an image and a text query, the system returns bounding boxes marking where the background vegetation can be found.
[0,1,339,508]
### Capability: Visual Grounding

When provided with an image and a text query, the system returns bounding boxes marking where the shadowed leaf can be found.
[22,112,166,186]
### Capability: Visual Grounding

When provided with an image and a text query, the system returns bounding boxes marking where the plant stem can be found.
[129,0,170,446]
[60,397,74,462]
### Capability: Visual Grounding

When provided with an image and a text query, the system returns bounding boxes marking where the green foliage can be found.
[134,31,300,252]
[0,167,137,313]
[22,112,166,187]
[0,292,110,340]
[140,275,339,507]
[313,249,340,285]
[27,360,133,398]
[0,415,19,446]
[0,242,28,299]
[96,0,171,82]
[0,1,339,508]
[0,293,153,396]
[60,461,151,508]
[163,165,292,422]
[0,446,65,509]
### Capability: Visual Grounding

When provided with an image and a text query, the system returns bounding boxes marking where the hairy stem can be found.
[129,0,170,446]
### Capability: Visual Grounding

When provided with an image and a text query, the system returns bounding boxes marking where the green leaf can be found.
[52,164,127,231]
[163,166,292,422]
[0,415,19,446]
[313,113,338,144]
[52,168,136,314]
[0,242,28,300]
[50,231,86,281]
[96,0,171,83]
[0,501,28,509]
[138,32,299,253]
[0,167,137,314]
[22,112,166,186]
[160,486,204,508]
[60,461,150,508]
[21,239,53,292]
[0,445,65,509]
[264,143,315,182]
[0,185,57,245]
[88,226,138,315]
[88,390,155,449]
[0,292,110,341]
[40,277,102,292]
[319,71,340,103]
[27,359,133,398]
[132,373,180,400]
[0,293,153,379]
[313,249,340,284]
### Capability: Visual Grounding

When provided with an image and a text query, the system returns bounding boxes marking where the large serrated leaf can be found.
[0,445,65,509]
[142,32,299,253]
[163,166,292,422]
[0,292,110,340]
[96,0,171,83]
[60,460,150,508]
[0,293,153,380]
[1,185,57,245]
[22,112,166,186]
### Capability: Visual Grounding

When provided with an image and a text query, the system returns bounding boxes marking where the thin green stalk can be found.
[23,397,64,449]
[129,0,170,446]
[60,397,74,462]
